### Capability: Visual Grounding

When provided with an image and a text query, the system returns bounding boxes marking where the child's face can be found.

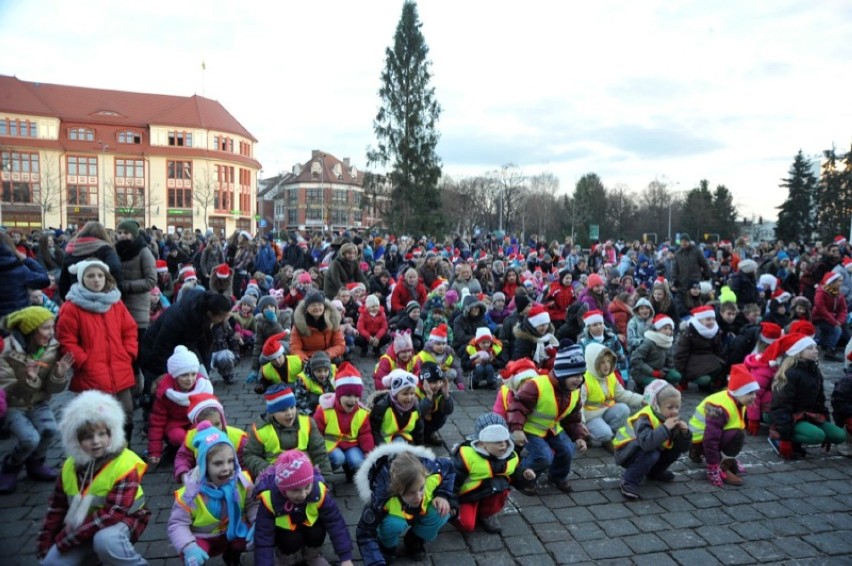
[481,440,509,458]
[561,273,572,286]
[424,379,443,395]
[175,371,197,391]
[698,317,716,329]
[198,410,223,430]
[28,289,44,305]
[272,353,286,367]
[33,319,55,347]
[800,344,819,362]
[431,341,446,354]
[405,272,418,286]
[653,289,664,302]
[79,424,111,459]
[721,309,737,323]
[313,367,330,383]
[776,304,787,315]
[395,386,417,409]
[597,357,613,376]
[637,306,651,320]
[535,323,549,334]
[492,297,505,310]
[273,407,297,427]
[83,267,106,292]
[339,394,359,412]
[286,482,313,505]
[409,308,421,321]
[658,325,674,336]
[659,396,681,419]
[398,349,413,363]
[401,475,426,507]
[240,304,253,316]
[367,304,380,316]
[793,305,807,316]
[745,311,760,324]
[479,339,492,350]
[207,445,236,486]
[588,322,604,337]
[338,290,351,303]
[734,392,757,407]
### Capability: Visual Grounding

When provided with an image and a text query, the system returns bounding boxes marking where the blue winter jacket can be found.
[254,243,277,276]
[0,244,49,319]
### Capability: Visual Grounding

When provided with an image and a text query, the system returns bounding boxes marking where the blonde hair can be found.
[595,349,617,376]
[772,355,799,392]
[388,452,427,497]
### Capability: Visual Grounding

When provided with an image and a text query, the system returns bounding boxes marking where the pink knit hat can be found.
[275,450,315,492]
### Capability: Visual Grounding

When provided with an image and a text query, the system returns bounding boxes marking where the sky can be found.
[1,0,851,221]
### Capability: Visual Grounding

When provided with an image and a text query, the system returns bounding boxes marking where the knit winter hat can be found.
[69,258,111,282]
[771,288,791,303]
[419,361,443,382]
[187,393,225,424]
[821,272,842,287]
[474,327,494,345]
[759,322,782,344]
[385,368,418,396]
[527,304,550,327]
[304,290,325,306]
[444,289,460,307]
[192,420,237,481]
[392,330,413,353]
[116,219,140,238]
[513,292,531,313]
[334,362,363,398]
[583,309,604,326]
[478,423,510,443]
[168,345,200,377]
[258,295,278,312]
[471,412,508,440]
[261,332,289,362]
[500,358,539,389]
[835,235,848,246]
[727,364,760,398]
[738,259,758,274]
[297,272,313,285]
[274,450,314,492]
[365,294,380,308]
[215,264,231,278]
[428,323,449,343]
[552,344,587,378]
[309,350,331,371]
[587,273,604,288]
[239,295,257,308]
[652,314,674,330]
[4,306,54,335]
[265,384,296,414]
[788,320,815,337]
[691,305,715,320]
[405,301,421,315]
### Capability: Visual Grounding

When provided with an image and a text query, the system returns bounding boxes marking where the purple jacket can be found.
[577,289,615,325]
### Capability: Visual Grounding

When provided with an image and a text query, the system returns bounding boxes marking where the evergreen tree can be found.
[776,150,818,243]
[681,180,713,242]
[818,147,851,242]
[573,173,607,245]
[367,0,443,237]
[711,184,738,241]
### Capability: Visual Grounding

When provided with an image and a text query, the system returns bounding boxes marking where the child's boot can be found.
[222,548,243,566]
[837,431,852,458]
[688,442,703,463]
[480,514,503,534]
[25,458,58,482]
[273,549,301,566]
[0,456,21,494]
[378,542,397,564]
[403,529,426,561]
[301,546,330,566]
[720,458,744,486]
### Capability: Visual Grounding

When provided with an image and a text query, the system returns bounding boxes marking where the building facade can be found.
[0,76,260,236]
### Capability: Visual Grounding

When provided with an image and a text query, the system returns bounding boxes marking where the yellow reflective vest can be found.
[381,406,419,444]
[464,342,503,360]
[613,406,672,450]
[259,481,327,531]
[61,448,147,517]
[415,350,455,373]
[688,390,745,443]
[252,414,312,463]
[322,406,370,452]
[583,371,618,412]
[522,376,580,437]
[384,473,442,521]
[374,354,416,379]
[184,426,247,456]
[174,471,251,535]
[457,445,518,495]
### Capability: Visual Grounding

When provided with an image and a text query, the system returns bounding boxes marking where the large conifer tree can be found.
[776,150,819,243]
[368,0,443,236]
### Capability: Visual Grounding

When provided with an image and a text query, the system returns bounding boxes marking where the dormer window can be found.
[350,167,358,179]
[69,127,94,141]
[118,130,141,144]
[332,163,343,179]
[311,160,322,178]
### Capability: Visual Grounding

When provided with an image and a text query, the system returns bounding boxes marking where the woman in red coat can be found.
[544,268,575,330]
[390,267,427,315]
[55,258,138,435]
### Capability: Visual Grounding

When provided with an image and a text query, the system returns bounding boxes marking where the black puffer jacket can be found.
[770,359,830,441]
[140,291,216,374]
[831,374,852,427]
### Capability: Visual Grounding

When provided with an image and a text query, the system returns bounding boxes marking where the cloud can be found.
[592,123,725,159]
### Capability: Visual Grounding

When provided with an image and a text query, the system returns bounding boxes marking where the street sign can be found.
[589,225,599,240]
[259,219,268,228]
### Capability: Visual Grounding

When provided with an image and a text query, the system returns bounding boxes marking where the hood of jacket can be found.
[60,391,126,466]
[293,298,341,335]
[583,342,613,379]
[632,297,655,317]
[354,442,437,503]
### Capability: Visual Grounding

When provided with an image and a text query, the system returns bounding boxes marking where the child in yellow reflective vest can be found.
[168,421,257,566]
[461,327,508,389]
[250,331,300,394]
[37,391,151,563]
[313,363,375,481]
[294,351,336,415]
[373,330,417,390]
[174,393,248,484]
[370,369,424,446]
[355,444,456,564]
[254,450,354,566]
[243,384,331,480]
[689,364,759,487]
[614,380,691,500]
[416,362,455,446]
[451,414,534,534]
[492,359,540,419]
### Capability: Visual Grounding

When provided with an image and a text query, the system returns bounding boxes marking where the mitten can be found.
[456,382,466,391]
[245,370,258,384]
[706,463,724,487]
[545,346,558,357]
[746,420,760,436]
[183,543,209,566]
[651,370,662,378]
[779,440,794,460]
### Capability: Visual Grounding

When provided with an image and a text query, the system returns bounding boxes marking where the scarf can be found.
[688,318,719,339]
[65,283,122,313]
[199,478,250,541]
[65,459,96,530]
[533,332,556,364]
[644,329,674,349]
[165,375,214,406]
[115,236,146,262]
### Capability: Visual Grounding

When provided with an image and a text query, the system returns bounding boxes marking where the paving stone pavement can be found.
[2,355,852,565]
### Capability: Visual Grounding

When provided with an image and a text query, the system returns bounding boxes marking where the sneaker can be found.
[517,481,538,496]
[552,478,573,494]
[647,469,675,482]
[600,440,615,454]
[620,481,640,500]
[480,514,503,534]
[767,436,782,456]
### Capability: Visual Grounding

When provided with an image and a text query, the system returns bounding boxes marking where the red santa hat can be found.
[334,362,364,399]
[474,327,494,345]
[759,322,782,343]
[728,364,760,398]
[428,323,449,343]
[652,314,674,330]
[720,240,732,247]
[770,288,791,303]
[527,304,550,328]
[843,257,852,271]
[453,248,461,257]
[179,266,197,282]
[788,320,815,337]
[478,249,488,261]
[500,359,539,388]
[430,278,448,292]
[215,263,231,279]
[587,273,604,288]
[690,305,715,320]
[835,235,847,246]
[583,309,605,326]
[262,332,289,361]
[412,247,423,257]
[187,393,224,424]
[761,332,816,366]
[156,259,168,273]
[821,272,842,287]
[346,282,366,294]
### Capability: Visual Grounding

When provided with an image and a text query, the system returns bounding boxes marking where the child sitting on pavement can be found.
[629,314,682,392]
[373,331,417,390]
[370,369,424,446]
[416,362,455,447]
[252,332,298,394]
[674,305,726,392]
[462,327,508,390]
[414,323,465,390]
[293,351,336,416]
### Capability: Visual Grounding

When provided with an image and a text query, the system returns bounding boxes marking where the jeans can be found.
[814,321,849,350]
[586,404,631,443]
[521,431,575,482]
[377,505,450,547]
[5,402,58,466]
[328,446,365,471]
[473,364,496,386]
[622,447,683,487]
[41,522,146,565]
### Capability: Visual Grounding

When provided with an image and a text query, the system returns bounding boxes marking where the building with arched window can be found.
[0,75,260,236]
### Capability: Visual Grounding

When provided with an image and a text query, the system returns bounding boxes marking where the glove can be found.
[183,543,209,566]
[651,370,662,378]
[456,382,465,391]
[545,346,558,358]
[706,463,724,487]
[779,440,794,460]
[245,370,258,384]
[746,420,760,436]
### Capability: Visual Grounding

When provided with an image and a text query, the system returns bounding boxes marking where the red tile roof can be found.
[287,150,363,187]
[0,75,257,141]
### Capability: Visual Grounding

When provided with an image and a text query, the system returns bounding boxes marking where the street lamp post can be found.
[666,182,682,242]
[99,142,109,226]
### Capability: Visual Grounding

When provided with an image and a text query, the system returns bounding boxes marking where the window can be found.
[332,189,347,206]
[67,155,98,177]
[215,164,234,211]
[288,208,298,225]
[115,159,144,179]
[0,118,37,138]
[166,160,192,208]
[306,188,322,206]
[306,207,323,221]
[238,168,251,214]
[69,128,94,141]
[66,155,98,206]
[67,185,98,206]
[168,131,193,147]
[331,209,348,225]
[115,186,145,209]
[239,141,252,157]
[118,130,141,144]
[213,135,233,152]
[287,189,298,206]
[333,163,343,179]
[0,151,40,204]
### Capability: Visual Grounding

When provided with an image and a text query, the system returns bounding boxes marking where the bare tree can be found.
[606,183,638,239]
[440,175,492,237]
[525,172,560,239]
[486,163,527,233]
[193,164,216,232]
[35,153,62,228]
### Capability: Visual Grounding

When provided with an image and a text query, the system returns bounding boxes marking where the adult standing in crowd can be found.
[0,231,50,319]
[324,241,368,300]
[671,234,711,301]
[57,221,123,300]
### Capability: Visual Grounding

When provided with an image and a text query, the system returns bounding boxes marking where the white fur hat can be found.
[60,390,126,466]
[69,258,111,283]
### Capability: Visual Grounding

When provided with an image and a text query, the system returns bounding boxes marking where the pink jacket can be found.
[743,352,775,421]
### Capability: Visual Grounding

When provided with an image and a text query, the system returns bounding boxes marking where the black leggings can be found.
[275,522,326,555]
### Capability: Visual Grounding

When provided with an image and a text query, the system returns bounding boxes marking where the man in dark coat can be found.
[671,234,710,300]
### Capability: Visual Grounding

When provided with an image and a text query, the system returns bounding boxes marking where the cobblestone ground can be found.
[2,355,851,565]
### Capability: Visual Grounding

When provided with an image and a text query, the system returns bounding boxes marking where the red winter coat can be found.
[608,298,632,340]
[56,297,138,394]
[390,281,427,314]
[545,280,574,323]
[812,287,847,327]
[356,306,389,340]
[147,373,214,458]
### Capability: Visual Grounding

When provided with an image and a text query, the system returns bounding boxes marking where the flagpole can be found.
[201,61,206,96]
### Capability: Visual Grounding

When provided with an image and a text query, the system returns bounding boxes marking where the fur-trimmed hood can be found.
[354,442,436,503]
[293,298,341,335]
[59,390,126,466]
